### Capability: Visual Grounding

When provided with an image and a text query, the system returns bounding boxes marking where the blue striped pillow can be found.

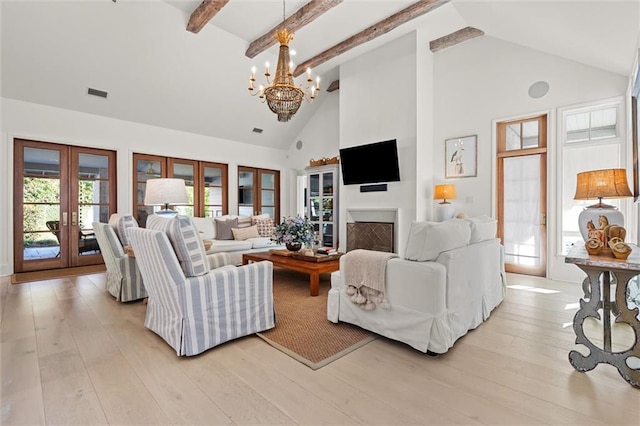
[167,216,210,277]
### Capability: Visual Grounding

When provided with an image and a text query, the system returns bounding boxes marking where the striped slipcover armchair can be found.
[127,215,275,356]
[92,215,147,302]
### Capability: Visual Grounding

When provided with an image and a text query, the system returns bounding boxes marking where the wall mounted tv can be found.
[339,139,400,185]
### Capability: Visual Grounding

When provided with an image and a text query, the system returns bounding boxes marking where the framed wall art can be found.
[445,135,477,178]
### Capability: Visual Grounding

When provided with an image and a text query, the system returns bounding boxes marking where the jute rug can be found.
[257,267,375,370]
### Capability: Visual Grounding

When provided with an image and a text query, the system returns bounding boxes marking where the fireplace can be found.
[346,208,398,253]
[347,222,394,252]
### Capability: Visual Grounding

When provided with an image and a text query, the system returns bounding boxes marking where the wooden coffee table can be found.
[242,251,341,296]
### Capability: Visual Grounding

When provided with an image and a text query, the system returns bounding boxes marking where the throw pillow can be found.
[465,215,497,243]
[191,217,216,240]
[113,215,139,246]
[404,219,471,261]
[167,215,210,277]
[237,216,252,228]
[251,213,270,224]
[255,217,276,238]
[214,217,238,240]
[231,225,260,241]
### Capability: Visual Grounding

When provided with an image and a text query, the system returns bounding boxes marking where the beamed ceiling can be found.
[2,0,639,150]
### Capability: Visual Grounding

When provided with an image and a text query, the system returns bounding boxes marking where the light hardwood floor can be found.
[1,271,639,425]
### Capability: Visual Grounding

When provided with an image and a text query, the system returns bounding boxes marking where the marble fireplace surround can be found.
[346,208,399,253]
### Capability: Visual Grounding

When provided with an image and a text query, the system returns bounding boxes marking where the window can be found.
[565,106,618,143]
[559,101,623,255]
[133,153,228,226]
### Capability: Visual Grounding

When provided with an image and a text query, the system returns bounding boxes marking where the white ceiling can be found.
[2,0,639,150]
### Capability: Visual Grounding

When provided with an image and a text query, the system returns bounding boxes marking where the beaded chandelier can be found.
[248,0,320,122]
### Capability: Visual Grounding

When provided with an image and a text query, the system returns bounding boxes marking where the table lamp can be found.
[573,168,632,241]
[144,178,189,216]
[434,184,456,222]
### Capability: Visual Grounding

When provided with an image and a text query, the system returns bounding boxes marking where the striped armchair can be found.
[127,218,275,356]
[93,220,147,302]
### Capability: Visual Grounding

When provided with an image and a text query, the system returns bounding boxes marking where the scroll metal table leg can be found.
[569,266,640,387]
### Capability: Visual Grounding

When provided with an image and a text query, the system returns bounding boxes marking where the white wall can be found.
[339,33,418,255]
[0,98,289,276]
[433,35,629,282]
[286,92,340,216]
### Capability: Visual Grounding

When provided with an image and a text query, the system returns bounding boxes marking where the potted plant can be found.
[273,215,314,252]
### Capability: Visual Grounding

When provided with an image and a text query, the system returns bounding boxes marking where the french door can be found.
[497,115,548,276]
[238,166,280,219]
[132,153,228,226]
[13,139,116,273]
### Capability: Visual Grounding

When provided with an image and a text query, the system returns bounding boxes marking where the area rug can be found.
[257,267,375,370]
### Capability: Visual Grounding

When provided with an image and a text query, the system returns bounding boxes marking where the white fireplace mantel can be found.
[346,208,398,223]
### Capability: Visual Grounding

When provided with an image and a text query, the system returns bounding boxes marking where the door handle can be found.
[541,213,547,227]
[71,212,78,226]
[62,212,68,226]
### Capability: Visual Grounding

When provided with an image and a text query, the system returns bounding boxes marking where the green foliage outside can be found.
[22,177,95,248]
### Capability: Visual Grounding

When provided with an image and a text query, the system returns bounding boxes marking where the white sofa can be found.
[328,217,506,354]
[191,215,284,265]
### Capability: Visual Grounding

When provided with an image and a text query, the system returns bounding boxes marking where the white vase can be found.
[436,203,455,222]
[577,206,624,241]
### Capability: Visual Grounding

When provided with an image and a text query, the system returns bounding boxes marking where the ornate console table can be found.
[565,244,640,387]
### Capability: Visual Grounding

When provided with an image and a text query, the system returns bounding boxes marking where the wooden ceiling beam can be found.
[292,0,449,77]
[245,0,343,59]
[187,0,230,34]
[429,26,484,52]
[327,80,340,92]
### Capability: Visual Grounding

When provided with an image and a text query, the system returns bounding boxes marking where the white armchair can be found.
[92,216,147,302]
[127,215,275,356]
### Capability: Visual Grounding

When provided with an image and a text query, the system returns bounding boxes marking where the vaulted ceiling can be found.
[2,1,639,150]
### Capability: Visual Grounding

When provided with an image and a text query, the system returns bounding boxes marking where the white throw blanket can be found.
[343,249,398,310]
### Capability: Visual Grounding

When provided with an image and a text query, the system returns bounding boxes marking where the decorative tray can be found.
[291,252,343,262]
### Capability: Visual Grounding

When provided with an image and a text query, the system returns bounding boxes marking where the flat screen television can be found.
[339,139,400,185]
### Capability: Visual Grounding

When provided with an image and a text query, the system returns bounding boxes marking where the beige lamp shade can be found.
[434,184,456,222]
[573,169,631,241]
[144,178,189,211]
[434,184,457,203]
[574,168,632,206]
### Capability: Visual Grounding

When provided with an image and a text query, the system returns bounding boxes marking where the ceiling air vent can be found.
[252,128,263,134]
[87,87,108,99]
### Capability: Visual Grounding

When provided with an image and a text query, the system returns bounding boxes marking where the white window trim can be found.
[551,96,628,283]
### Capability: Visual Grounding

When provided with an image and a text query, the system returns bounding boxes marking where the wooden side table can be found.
[565,244,640,387]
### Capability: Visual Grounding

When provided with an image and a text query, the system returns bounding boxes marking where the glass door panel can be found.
[170,160,195,216]
[133,154,164,227]
[502,154,546,275]
[238,168,255,216]
[74,151,109,261]
[322,173,334,196]
[260,170,276,218]
[203,165,225,217]
[21,146,64,266]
